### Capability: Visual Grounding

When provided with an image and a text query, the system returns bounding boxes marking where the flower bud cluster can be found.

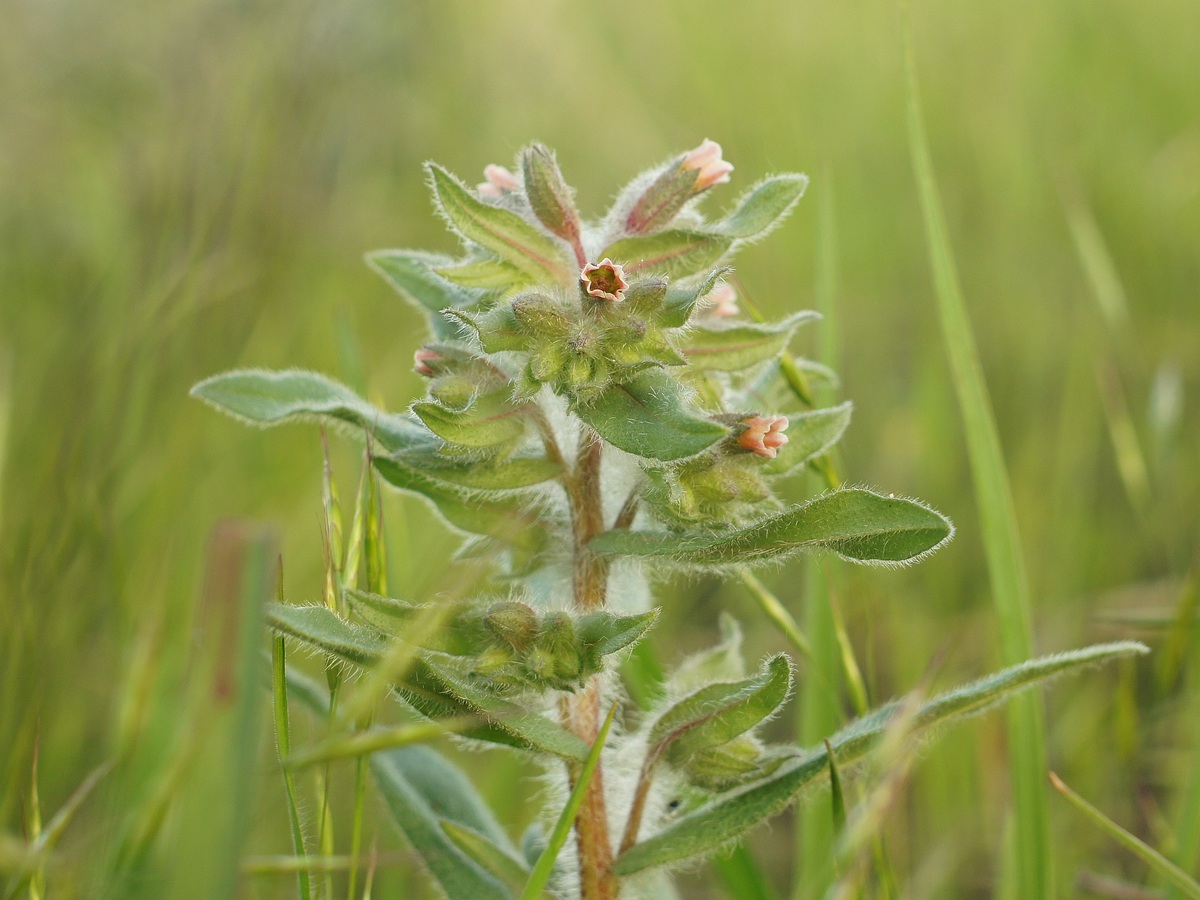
[406,598,652,693]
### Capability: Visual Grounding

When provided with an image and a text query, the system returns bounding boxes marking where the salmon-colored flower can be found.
[580,258,628,302]
[477,164,519,198]
[413,347,440,376]
[682,139,734,191]
[704,283,739,318]
[738,415,789,458]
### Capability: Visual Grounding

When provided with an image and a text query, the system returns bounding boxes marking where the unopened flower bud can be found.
[704,283,739,318]
[485,601,539,651]
[682,139,733,191]
[477,164,519,198]
[413,347,440,376]
[737,415,790,459]
[580,258,628,302]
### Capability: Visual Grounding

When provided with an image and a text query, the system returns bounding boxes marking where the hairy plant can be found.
[193,140,1146,899]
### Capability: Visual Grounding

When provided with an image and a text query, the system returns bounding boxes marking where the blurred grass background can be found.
[1,0,1197,896]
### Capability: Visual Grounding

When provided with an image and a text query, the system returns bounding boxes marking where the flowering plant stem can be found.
[564,433,618,899]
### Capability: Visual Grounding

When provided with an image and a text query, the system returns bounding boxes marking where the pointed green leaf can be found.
[614,641,1148,874]
[412,391,530,449]
[382,450,562,494]
[367,249,474,340]
[372,746,514,900]
[436,257,531,290]
[650,656,792,764]
[371,457,544,551]
[441,820,531,893]
[602,230,733,279]
[367,249,461,311]
[418,655,590,760]
[447,304,530,353]
[267,604,387,668]
[521,143,583,245]
[191,369,429,454]
[576,609,660,658]
[657,268,732,328]
[591,488,954,567]
[681,312,817,372]
[715,174,809,240]
[763,402,853,475]
[575,370,728,461]
[428,164,572,282]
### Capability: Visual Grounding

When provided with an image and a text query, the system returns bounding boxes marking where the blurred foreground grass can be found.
[1,0,1197,896]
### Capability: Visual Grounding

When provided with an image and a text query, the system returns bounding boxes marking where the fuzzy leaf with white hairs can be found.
[614,641,1148,874]
[602,229,732,279]
[428,164,573,283]
[191,369,430,454]
[575,369,728,461]
[714,174,809,241]
[373,746,515,900]
[681,312,818,372]
[591,488,954,568]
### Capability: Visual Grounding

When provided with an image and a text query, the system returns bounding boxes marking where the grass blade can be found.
[713,843,778,900]
[520,701,618,900]
[902,14,1052,898]
[272,634,311,900]
[1049,772,1200,899]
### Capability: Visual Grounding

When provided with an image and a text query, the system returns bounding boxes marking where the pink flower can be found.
[704,283,739,318]
[413,347,440,376]
[580,258,629,302]
[682,139,734,191]
[477,164,519,198]
[738,415,789,459]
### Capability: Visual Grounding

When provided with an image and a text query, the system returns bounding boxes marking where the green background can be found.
[2,0,1197,895]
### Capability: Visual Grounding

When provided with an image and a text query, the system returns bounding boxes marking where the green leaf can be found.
[428,164,572,282]
[366,249,474,340]
[602,229,733,279]
[521,143,583,246]
[368,249,460,313]
[576,609,660,659]
[614,641,1148,874]
[681,312,817,372]
[441,820,530,893]
[416,655,591,760]
[372,746,514,900]
[436,257,531,291]
[656,268,732,328]
[520,702,619,900]
[267,604,387,668]
[382,450,562,493]
[649,656,792,765]
[715,174,809,240]
[445,304,529,353]
[412,391,530,449]
[591,488,954,567]
[372,457,544,551]
[191,369,429,454]
[575,370,728,461]
[763,402,853,475]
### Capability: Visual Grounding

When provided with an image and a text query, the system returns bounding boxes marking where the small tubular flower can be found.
[682,139,734,191]
[413,347,440,376]
[580,258,629,302]
[477,163,519,198]
[738,415,789,459]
